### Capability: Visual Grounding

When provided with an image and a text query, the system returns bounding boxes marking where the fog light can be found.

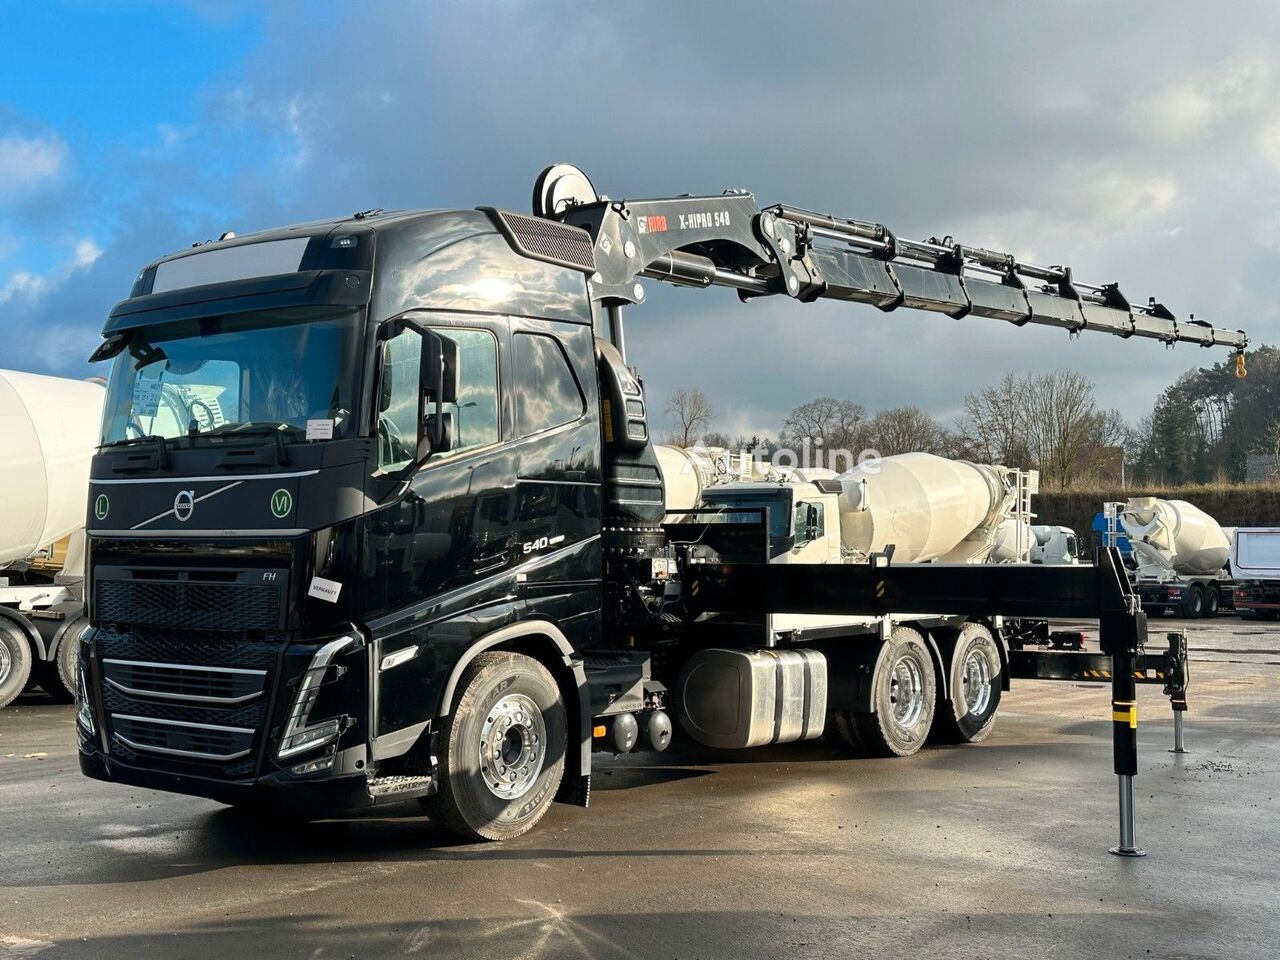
[290,753,336,775]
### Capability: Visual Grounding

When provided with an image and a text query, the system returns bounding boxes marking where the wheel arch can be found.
[436,620,592,804]
[0,607,46,660]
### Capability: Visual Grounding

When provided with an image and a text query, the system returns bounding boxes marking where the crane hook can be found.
[1235,350,1248,379]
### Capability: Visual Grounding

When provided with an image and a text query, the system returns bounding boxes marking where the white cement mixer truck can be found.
[0,369,104,707]
[1107,498,1232,618]
[658,450,1032,748]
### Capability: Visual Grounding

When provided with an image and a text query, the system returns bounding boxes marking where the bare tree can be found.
[1023,369,1104,489]
[665,388,714,447]
[955,372,1031,467]
[866,405,947,456]
[779,397,867,454]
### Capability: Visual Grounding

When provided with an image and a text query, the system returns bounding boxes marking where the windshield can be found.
[701,492,793,539]
[99,307,364,446]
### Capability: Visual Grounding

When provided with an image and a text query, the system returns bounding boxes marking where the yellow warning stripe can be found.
[1112,701,1137,728]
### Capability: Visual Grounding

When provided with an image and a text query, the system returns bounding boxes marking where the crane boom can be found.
[533,164,1247,357]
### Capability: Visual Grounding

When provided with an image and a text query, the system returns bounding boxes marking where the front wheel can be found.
[932,623,1002,744]
[0,620,34,709]
[421,651,566,841]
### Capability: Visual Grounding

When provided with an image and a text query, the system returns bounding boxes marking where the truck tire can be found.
[0,620,34,709]
[1183,583,1205,619]
[421,651,566,841]
[932,623,1002,744]
[846,626,937,757]
[37,618,85,703]
[1204,584,1220,618]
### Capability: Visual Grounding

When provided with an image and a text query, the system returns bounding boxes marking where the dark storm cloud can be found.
[5,0,1279,437]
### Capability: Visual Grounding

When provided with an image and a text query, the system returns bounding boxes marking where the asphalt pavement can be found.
[2,615,1278,960]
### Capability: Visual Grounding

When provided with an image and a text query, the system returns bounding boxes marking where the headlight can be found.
[76,666,96,735]
[277,635,356,760]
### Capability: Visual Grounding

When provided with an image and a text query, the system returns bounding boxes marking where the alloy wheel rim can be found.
[478,693,546,801]
[961,647,992,716]
[889,654,925,731]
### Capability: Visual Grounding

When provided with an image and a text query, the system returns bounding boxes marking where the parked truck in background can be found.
[73,163,1246,840]
[1107,498,1233,618]
[0,369,104,707]
[1230,527,1280,619]
[658,450,1031,750]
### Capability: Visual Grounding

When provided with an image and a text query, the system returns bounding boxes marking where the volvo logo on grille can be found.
[173,489,196,522]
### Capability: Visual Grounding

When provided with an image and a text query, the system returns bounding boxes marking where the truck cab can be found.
[75,208,661,838]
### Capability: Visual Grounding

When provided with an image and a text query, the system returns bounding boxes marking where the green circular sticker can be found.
[94,494,109,521]
[270,488,293,519]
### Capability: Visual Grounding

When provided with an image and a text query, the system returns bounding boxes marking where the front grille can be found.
[111,714,255,762]
[95,625,281,779]
[96,578,282,631]
[96,626,280,670]
[102,658,266,705]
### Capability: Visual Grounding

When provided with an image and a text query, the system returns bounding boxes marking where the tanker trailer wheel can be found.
[1183,584,1205,619]
[932,622,1002,744]
[0,620,34,709]
[420,651,566,841]
[837,626,936,757]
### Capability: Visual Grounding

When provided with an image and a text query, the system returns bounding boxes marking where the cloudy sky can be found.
[3,1,1278,439]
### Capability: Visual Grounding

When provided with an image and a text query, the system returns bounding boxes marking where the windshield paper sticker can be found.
[133,379,162,418]
[307,576,342,603]
[306,418,334,441]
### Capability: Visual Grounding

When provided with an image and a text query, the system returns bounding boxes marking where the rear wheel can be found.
[421,651,566,841]
[836,626,936,757]
[1203,584,1220,618]
[932,623,1002,744]
[1183,584,1205,619]
[0,620,34,709]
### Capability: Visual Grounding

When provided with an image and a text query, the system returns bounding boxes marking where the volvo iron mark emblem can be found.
[173,489,196,522]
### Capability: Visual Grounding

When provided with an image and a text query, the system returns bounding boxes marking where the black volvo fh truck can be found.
[77,165,1227,840]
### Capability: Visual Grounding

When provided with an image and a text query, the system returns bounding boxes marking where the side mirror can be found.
[423,331,458,405]
[419,330,458,459]
[419,411,454,461]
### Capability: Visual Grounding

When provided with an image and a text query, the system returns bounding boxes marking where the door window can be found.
[376,325,501,471]
[513,332,585,437]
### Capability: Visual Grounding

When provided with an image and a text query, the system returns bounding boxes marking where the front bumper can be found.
[77,738,428,814]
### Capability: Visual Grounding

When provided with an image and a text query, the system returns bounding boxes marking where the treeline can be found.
[664,344,1280,490]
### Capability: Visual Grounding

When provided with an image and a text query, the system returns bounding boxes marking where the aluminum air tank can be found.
[836,453,1006,563]
[0,369,105,565]
[1119,497,1229,576]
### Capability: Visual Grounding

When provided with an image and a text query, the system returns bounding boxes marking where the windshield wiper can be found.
[197,423,297,468]
[99,434,169,472]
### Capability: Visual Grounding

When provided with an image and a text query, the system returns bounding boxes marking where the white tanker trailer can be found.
[1110,497,1232,618]
[0,368,104,707]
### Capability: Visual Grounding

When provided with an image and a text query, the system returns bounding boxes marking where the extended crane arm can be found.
[533,164,1247,357]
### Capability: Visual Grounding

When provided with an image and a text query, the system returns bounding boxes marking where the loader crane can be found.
[75,163,1239,854]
